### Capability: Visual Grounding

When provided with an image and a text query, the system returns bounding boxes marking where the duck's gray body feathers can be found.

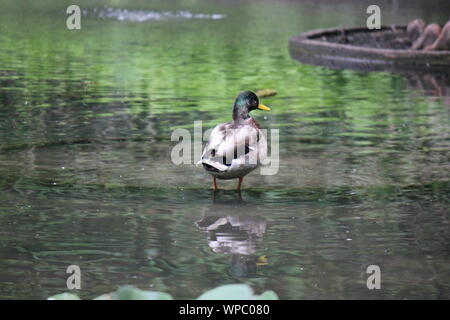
[197,118,267,180]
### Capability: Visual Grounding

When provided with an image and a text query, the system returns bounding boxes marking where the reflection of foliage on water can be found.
[1,173,448,299]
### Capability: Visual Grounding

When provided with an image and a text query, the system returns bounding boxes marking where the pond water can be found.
[0,0,449,299]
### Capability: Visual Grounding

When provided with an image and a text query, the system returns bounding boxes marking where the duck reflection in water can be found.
[196,191,267,278]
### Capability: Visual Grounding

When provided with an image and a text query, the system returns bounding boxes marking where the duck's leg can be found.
[236,177,243,191]
[236,189,242,201]
[212,176,218,190]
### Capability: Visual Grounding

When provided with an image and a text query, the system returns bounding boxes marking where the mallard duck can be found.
[197,91,271,190]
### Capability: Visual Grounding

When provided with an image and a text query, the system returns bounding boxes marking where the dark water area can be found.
[0,0,449,299]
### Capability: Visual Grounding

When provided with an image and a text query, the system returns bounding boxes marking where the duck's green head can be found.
[232,90,270,121]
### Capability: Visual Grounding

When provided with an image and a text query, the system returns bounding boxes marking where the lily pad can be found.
[196,284,278,300]
[110,286,174,300]
[47,293,81,300]
[48,285,277,300]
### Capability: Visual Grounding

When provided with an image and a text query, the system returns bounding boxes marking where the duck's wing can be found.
[205,123,230,155]
[198,123,261,169]
[256,129,267,163]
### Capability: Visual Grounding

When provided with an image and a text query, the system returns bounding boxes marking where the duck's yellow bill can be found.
[257,104,271,111]
[256,255,268,266]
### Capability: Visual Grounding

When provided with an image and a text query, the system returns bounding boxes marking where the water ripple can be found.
[92,7,226,22]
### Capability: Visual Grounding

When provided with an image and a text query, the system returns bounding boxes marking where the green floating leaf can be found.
[257,290,279,300]
[196,284,278,300]
[109,286,174,300]
[49,285,278,300]
[255,89,277,98]
[47,293,81,300]
[93,294,113,300]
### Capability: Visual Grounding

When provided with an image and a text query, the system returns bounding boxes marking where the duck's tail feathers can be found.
[197,159,228,172]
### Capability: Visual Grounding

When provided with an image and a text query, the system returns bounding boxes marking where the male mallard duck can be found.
[197,91,270,190]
